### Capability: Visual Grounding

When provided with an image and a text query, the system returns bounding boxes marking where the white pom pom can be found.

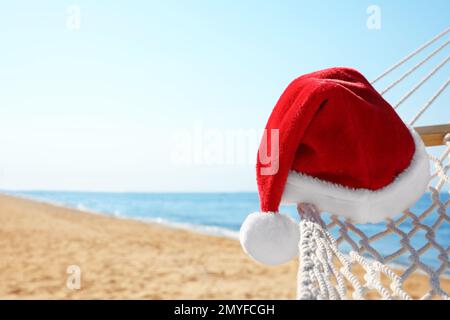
[239,212,299,265]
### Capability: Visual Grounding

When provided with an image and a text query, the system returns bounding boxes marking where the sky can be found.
[0,0,449,192]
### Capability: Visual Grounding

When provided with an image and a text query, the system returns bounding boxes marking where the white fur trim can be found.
[240,212,299,265]
[281,127,430,224]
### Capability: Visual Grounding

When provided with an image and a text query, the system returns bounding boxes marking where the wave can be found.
[2,191,240,240]
[139,217,239,239]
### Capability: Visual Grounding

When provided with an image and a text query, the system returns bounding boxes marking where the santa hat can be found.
[240,67,430,266]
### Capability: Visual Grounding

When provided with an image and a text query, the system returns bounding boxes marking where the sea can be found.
[5,191,449,270]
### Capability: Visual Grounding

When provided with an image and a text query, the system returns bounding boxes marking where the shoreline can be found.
[0,193,448,299]
[2,191,240,240]
[3,192,437,274]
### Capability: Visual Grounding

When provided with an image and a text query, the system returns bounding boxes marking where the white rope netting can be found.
[296,28,450,300]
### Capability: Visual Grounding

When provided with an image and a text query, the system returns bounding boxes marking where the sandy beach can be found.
[0,194,448,299]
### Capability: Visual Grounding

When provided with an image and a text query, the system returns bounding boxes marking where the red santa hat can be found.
[240,67,430,266]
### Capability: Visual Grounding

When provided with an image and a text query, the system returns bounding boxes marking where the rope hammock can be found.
[296,27,450,300]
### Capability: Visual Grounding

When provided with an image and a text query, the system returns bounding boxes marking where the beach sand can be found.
[0,194,448,299]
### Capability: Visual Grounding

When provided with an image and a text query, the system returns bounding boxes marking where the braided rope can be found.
[409,77,450,125]
[371,27,449,84]
[380,39,450,95]
[394,54,449,109]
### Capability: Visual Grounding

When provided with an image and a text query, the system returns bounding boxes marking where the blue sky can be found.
[0,1,449,192]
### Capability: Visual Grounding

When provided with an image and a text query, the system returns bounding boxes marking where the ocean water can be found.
[6,191,449,270]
